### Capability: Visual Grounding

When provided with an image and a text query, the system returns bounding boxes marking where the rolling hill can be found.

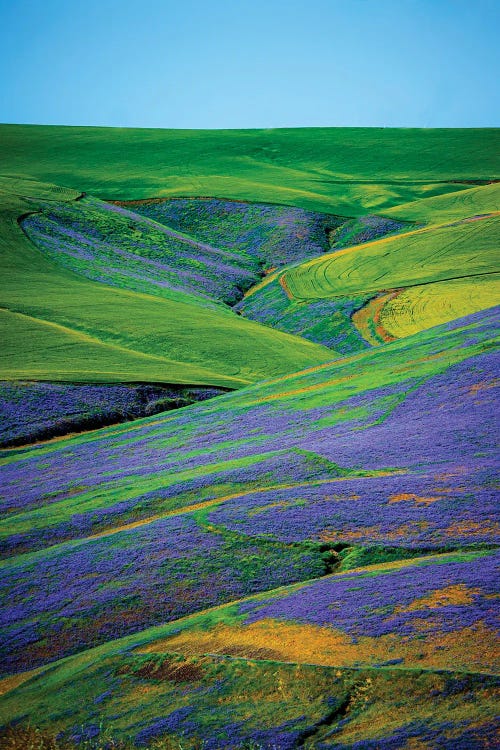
[238,182,499,348]
[2,125,499,213]
[0,176,335,389]
[0,125,498,749]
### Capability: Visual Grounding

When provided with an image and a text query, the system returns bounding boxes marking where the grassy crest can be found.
[2,125,499,212]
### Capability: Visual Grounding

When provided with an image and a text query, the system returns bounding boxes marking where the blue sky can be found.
[0,0,498,128]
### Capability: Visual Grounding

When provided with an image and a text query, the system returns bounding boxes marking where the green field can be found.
[239,182,499,345]
[384,180,500,222]
[2,125,499,213]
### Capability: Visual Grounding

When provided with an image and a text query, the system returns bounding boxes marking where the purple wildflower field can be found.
[0,381,225,447]
[0,305,497,706]
[239,551,499,643]
[236,284,373,351]
[0,511,327,674]
[207,471,498,547]
[126,196,341,268]
[329,214,410,249]
[1,311,497,557]
[22,196,339,309]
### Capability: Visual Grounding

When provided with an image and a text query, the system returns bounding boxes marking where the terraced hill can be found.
[0,126,498,749]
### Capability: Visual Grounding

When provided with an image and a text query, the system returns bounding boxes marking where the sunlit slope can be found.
[285,215,498,298]
[127,550,500,675]
[0,553,498,749]
[383,180,500,223]
[1,307,497,558]
[244,208,500,344]
[0,178,334,385]
[2,125,498,214]
[0,308,242,385]
[372,276,500,340]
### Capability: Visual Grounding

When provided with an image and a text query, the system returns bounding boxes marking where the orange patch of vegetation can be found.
[320,526,379,542]
[388,493,439,506]
[0,666,45,697]
[401,739,430,750]
[467,379,499,396]
[406,622,500,673]
[138,618,500,672]
[279,274,294,299]
[321,520,430,543]
[337,556,435,576]
[352,292,400,346]
[386,521,430,538]
[445,520,500,537]
[394,585,480,613]
[118,680,167,706]
[139,619,399,667]
[433,466,468,481]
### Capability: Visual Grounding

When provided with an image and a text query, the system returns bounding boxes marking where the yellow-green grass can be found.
[384,180,500,223]
[376,275,500,340]
[283,215,498,300]
[0,178,335,386]
[0,308,245,386]
[2,125,498,215]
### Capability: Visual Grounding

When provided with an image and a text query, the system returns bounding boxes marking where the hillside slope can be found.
[1,551,499,748]
[0,177,335,387]
[0,306,498,747]
[0,126,498,750]
[238,183,500,347]
[2,125,499,213]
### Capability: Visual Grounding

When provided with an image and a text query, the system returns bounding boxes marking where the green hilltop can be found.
[2,124,499,212]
